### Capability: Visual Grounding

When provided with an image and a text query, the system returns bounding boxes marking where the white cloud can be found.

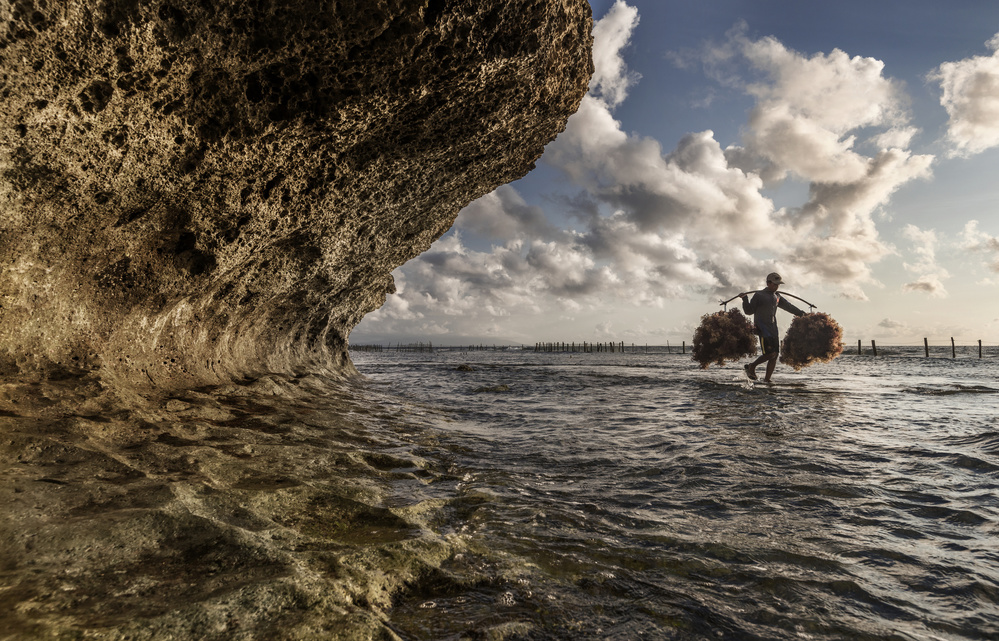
[878,318,907,329]
[931,32,999,157]
[962,220,999,273]
[872,126,919,150]
[722,33,933,296]
[555,25,933,296]
[589,0,641,108]
[901,224,940,273]
[362,285,423,322]
[780,148,933,295]
[874,318,913,340]
[899,224,949,297]
[901,275,947,296]
[702,25,916,181]
[454,185,557,240]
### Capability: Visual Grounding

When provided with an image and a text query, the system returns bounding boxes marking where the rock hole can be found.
[114,208,147,228]
[102,127,127,146]
[262,174,284,200]
[245,74,263,103]
[161,99,183,116]
[79,80,114,114]
[175,232,197,255]
[157,4,191,40]
[30,11,48,30]
[99,22,121,38]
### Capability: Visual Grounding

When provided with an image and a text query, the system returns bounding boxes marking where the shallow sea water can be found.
[352,347,999,640]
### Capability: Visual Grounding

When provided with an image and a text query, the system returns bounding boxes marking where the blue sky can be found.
[352,0,999,346]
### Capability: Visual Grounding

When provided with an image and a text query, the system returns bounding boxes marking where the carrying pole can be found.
[719,290,817,311]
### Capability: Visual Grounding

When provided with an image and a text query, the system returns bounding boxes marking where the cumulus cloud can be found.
[962,220,999,273]
[931,33,999,157]
[901,275,945,296]
[739,37,911,183]
[589,0,641,107]
[901,224,940,272]
[554,23,932,297]
[878,318,907,329]
[899,224,949,297]
[354,4,937,342]
[595,321,614,337]
[454,185,558,241]
[780,148,932,296]
[710,32,934,296]
[872,126,919,150]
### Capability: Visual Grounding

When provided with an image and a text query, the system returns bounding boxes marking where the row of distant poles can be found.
[861,338,987,358]
[349,342,689,353]
[352,339,991,358]
[533,342,685,353]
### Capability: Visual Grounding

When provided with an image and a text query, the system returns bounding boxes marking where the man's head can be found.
[766,272,784,290]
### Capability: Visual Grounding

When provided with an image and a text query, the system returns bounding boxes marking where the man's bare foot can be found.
[744,364,757,380]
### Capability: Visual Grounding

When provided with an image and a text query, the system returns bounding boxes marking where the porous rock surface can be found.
[0,0,592,388]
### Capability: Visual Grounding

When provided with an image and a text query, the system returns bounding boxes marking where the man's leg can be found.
[763,352,778,382]
[745,343,769,379]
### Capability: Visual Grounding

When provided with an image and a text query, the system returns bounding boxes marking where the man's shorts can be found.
[760,335,779,356]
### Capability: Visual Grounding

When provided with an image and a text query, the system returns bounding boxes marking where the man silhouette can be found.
[740,272,805,382]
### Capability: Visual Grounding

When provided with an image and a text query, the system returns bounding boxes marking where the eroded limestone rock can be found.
[0,0,592,388]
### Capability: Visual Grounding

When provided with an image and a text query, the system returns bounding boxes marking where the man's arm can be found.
[741,293,755,315]
[778,297,806,317]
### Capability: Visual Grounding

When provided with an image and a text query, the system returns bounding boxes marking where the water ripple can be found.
[354,350,999,639]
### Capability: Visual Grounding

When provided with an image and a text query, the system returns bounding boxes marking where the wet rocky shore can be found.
[1,373,467,639]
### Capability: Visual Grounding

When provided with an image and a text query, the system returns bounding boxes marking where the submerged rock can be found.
[0,0,593,389]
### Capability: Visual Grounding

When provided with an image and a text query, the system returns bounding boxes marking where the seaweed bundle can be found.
[692,309,757,369]
[779,312,844,370]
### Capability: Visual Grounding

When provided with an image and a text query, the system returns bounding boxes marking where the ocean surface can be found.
[350,346,999,640]
[3,347,997,640]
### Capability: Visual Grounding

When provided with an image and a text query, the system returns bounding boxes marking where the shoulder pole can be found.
[779,291,817,311]
[719,291,759,311]
[719,290,817,311]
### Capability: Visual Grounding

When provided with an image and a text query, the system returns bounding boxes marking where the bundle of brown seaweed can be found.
[779,312,844,370]
[692,309,757,369]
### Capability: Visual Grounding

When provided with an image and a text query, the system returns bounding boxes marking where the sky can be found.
[351,0,999,347]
